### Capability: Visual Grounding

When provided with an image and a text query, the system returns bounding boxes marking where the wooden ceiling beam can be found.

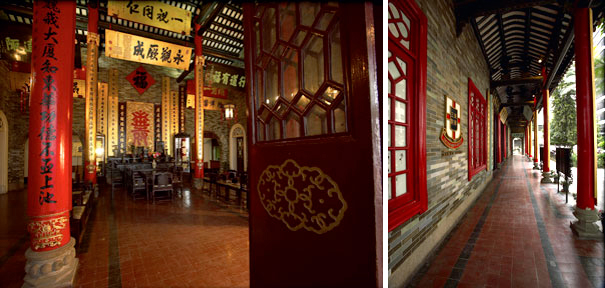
[491,76,543,88]
[455,0,559,34]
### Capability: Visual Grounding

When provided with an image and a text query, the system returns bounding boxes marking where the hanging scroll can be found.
[108,96,119,156]
[161,77,172,156]
[154,104,162,152]
[178,84,186,133]
[108,69,119,156]
[97,82,108,137]
[73,79,85,98]
[107,1,192,36]
[118,102,127,155]
[105,29,192,70]
[170,90,178,141]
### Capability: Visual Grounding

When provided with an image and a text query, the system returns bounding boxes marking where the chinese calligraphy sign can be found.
[126,66,156,95]
[105,29,192,70]
[108,1,192,36]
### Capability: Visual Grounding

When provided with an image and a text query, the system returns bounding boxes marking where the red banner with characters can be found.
[126,102,154,151]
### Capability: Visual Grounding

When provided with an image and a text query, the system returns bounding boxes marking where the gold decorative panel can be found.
[161,77,172,155]
[97,82,108,136]
[27,216,69,250]
[257,159,347,234]
[108,96,119,156]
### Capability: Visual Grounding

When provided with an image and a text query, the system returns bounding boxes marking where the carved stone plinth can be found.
[23,237,78,288]
[193,178,203,190]
[533,162,540,170]
[541,171,553,183]
[570,207,603,240]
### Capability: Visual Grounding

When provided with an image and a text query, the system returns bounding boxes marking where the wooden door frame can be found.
[242,2,382,287]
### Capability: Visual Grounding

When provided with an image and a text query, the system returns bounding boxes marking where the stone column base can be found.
[541,171,553,183]
[570,207,603,240]
[193,178,203,190]
[533,162,540,170]
[23,237,78,288]
[497,163,502,169]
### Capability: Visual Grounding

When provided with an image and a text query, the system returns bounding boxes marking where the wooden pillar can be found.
[533,111,539,169]
[193,24,205,189]
[541,67,552,182]
[570,6,601,238]
[25,1,78,286]
[84,1,99,184]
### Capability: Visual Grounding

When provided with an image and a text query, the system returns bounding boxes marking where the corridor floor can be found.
[410,155,604,288]
[0,182,250,288]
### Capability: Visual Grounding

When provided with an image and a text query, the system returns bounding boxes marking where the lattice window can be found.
[468,78,487,180]
[251,2,346,142]
[388,0,427,231]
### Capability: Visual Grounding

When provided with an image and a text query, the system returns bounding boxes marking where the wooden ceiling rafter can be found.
[0,0,245,69]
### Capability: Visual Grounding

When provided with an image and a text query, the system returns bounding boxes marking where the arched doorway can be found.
[229,124,247,172]
[0,110,8,194]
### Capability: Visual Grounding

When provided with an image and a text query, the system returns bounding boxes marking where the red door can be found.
[243,2,381,287]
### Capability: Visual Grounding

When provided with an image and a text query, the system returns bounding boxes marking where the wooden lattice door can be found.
[243,2,381,287]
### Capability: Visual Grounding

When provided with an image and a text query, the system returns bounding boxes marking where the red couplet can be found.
[28,0,76,251]
[574,7,596,210]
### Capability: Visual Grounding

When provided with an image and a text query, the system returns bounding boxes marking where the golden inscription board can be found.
[161,77,172,156]
[107,1,191,35]
[105,29,192,70]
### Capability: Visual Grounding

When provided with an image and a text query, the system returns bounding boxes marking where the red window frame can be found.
[468,78,487,180]
[388,0,427,231]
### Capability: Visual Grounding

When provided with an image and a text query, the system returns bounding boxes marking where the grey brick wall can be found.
[0,60,29,190]
[388,0,493,284]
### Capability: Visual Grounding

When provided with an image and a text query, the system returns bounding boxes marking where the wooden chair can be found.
[150,171,173,203]
[172,166,184,195]
[240,172,249,209]
[110,164,125,192]
[130,169,148,201]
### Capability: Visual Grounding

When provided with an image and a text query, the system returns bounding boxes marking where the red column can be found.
[27,0,75,252]
[497,115,501,164]
[574,7,597,210]
[533,111,539,165]
[502,124,508,159]
[542,67,551,173]
[84,2,99,184]
[193,24,204,184]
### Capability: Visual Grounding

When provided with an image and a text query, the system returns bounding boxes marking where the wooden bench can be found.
[70,189,93,247]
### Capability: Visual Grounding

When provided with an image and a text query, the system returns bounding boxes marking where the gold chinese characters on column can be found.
[161,77,172,156]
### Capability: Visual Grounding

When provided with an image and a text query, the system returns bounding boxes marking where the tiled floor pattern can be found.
[0,182,250,288]
[412,155,604,288]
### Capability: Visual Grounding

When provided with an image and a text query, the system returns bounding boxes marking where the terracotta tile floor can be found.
[0,181,249,288]
[411,155,604,288]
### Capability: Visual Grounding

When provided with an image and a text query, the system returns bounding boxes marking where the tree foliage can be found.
[550,76,577,147]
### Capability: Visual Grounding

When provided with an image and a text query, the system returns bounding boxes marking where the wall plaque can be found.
[105,29,192,70]
[440,95,464,149]
[107,1,192,36]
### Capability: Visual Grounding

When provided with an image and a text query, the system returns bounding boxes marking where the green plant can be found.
[571,151,577,167]
[598,152,605,169]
